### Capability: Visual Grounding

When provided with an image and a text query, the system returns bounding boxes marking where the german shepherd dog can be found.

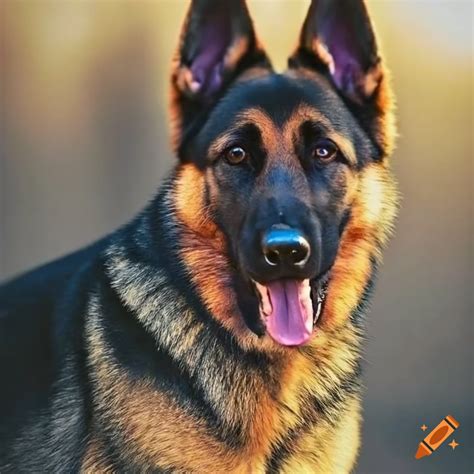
[0,0,398,471]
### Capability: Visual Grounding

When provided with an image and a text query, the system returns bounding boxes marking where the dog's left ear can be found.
[289,0,383,105]
[170,0,271,157]
[289,0,395,156]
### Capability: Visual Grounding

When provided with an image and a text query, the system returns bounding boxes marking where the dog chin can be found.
[251,273,329,347]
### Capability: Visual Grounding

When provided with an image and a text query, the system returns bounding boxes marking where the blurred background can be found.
[0,1,472,472]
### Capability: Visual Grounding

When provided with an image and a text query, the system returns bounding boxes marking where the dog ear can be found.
[289,0,383,104]
[170,0,271,157]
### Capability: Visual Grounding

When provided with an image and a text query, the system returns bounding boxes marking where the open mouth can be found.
[253,273,329,347]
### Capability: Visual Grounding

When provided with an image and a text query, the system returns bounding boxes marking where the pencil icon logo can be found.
[415,415,460,459]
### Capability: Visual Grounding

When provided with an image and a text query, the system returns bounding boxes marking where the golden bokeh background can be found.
[1,1,472,472]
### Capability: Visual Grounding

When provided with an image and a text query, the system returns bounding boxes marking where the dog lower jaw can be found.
[253,274,329,347]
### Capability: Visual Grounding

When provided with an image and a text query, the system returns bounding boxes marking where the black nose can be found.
[261,227,311,269]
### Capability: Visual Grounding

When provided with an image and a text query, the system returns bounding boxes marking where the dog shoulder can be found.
[0,238,108,468]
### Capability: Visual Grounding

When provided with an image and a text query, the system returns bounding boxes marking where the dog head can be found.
[171,0,397,350]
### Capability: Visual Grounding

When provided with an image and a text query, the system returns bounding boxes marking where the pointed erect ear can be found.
[170,0,271,156]
[289,0,383,104]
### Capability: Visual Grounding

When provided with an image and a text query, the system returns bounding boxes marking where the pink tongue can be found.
[265,280,313,346]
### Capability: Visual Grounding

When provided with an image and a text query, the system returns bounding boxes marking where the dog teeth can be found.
[312,279,329,326]
[313,294,323,326]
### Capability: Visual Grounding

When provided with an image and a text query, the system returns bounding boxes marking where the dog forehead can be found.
[202,73,356,140]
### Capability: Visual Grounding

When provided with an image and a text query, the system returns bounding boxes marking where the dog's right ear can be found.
[170,0,271,159]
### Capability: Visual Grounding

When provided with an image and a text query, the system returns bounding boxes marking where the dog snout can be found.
[239,194,321,282]
[261,226,311,270]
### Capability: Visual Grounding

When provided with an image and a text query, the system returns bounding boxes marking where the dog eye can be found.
[226,146,248,165]
[313,139,338,163]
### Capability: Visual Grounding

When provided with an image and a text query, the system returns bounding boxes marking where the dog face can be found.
[171,0,397,349]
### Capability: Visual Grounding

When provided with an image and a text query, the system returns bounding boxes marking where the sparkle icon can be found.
[448,439,459,450]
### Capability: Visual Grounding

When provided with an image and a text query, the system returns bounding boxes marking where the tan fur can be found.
[373,72,398,157]
[323,163,398,329]
[282,396,361,473]
[81,438,114,473]
[283,104,358,166]
[85,302,249,472]
[174,165,254,345]
[223,36,250,72]
[84,291,363,472]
